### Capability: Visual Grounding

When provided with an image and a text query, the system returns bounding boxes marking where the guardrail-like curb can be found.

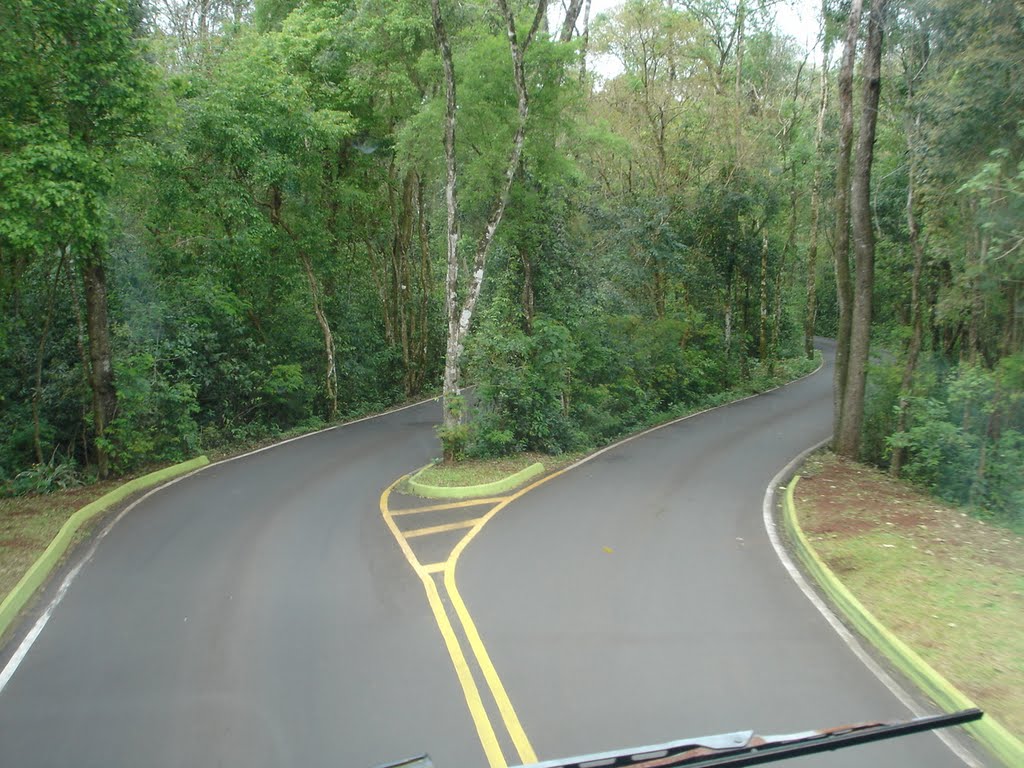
[0,455,210,641]
[783,475,1024,767]
[408,462,545,500]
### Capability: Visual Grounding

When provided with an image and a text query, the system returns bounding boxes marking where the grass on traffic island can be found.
[412,451,583,489]
[795,452,1024,740]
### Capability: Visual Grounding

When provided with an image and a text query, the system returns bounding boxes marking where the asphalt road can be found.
[0,344,977,768]
[459,342,972,767]
[0,400,492,768]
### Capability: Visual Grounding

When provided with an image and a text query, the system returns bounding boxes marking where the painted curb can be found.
[783,475,1024,767]
[408,462,545,500]
[0,455,210,641]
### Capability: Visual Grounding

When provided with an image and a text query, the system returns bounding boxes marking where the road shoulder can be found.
[786,452,1024,767]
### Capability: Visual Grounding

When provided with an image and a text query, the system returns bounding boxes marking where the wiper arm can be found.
[373,709,981,768]
[514,709,983,768]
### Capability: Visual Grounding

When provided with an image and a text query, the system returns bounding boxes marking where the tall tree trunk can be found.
[774,184,798,367]
[888,105,929,479]
[891,133,925,477]
[967,225,988,364]
[81,243,117,478]
[805,50,830,359]
[65,252,93,467]
[268,186,338,419]
[297,250,338,420]
[521,249,535,334]
[432,0,464,442]
[832,0,863,441]
[835,0,887,458]
[1003,281,1019,355]
[433,0,548,451]
[759,230,769,361]
[559,0,586,42]
[32,248,67,464]
[724,277,734,352]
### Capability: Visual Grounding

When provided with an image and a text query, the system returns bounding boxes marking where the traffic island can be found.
[406,459,546,500]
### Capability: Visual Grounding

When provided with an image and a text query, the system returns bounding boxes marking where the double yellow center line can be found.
[379,479,537,768]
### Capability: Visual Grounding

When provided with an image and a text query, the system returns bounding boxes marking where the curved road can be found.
[0,344,976,767]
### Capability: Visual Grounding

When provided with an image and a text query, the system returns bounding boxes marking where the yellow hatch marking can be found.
[379,478,505,768]
[389,497,510,516]
[380,462,588,767]
[404,519,482,538]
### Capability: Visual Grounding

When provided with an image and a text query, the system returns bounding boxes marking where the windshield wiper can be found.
[517,709,982,768]
[375,708,982,768]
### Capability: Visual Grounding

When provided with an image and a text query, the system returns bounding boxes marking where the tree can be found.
[0,0,153,478]
[833,0,888,458]
[431,0,549,459]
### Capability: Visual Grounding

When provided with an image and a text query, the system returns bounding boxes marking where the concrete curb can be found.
[408,462,545,500]
[0,455,210,641]
[783,475,1024,767]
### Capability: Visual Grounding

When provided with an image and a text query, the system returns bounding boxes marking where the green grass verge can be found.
[413,453,560,488]
[0,456,209,643]
[786,465,1024,767]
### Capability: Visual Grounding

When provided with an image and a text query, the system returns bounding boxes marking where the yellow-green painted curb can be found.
[408,462,545,500]
[784,475,1024,767]
[0,455,210,640]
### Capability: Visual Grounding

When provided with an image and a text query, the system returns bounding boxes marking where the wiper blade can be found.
[513,709,982,768]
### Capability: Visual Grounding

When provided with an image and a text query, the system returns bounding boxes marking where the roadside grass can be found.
[0,479,122,601]
[796,453,1024,738]
[414,451,584,488]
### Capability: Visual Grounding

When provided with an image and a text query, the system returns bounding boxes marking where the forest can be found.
[1,0,1021,525]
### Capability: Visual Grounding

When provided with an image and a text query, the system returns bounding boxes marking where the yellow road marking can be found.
[443,476,581,767]
[404,518,482,538]
[422,562,446,574]
[390,497,510,516]
[445,569,537,764]
[379,479,506,768]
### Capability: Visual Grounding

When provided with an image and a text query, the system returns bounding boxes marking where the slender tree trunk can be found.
[774,185,798,367]
[268,186,338,419]
[81,243,117,479]
[805,53,830,359]
[413,175,432,395]
[891,113,925,477]
[297,250,338,420]
[967,226,988,364]
[433,0,547,451]
[559,0,586,42]
[1003,281,1018,355]
[578,0,593,83]
[759,231,769,361]
[832,0,863,441]
[521,249,535,334]
[65,252,92,467]
[891,179,925,476]
[836,0,887,459]
[724,278,734,351]
[32,248,67,464]
[432,0,463,441]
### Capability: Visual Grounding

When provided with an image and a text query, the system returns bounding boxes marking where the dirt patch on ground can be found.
[0,478,122,601]
[795,452,1024,741]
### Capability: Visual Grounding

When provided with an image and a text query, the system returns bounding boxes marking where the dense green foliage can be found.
[0,0,1019,522]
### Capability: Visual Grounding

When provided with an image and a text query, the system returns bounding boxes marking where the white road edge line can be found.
[0,395,439,695]
[762,439,982,768]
